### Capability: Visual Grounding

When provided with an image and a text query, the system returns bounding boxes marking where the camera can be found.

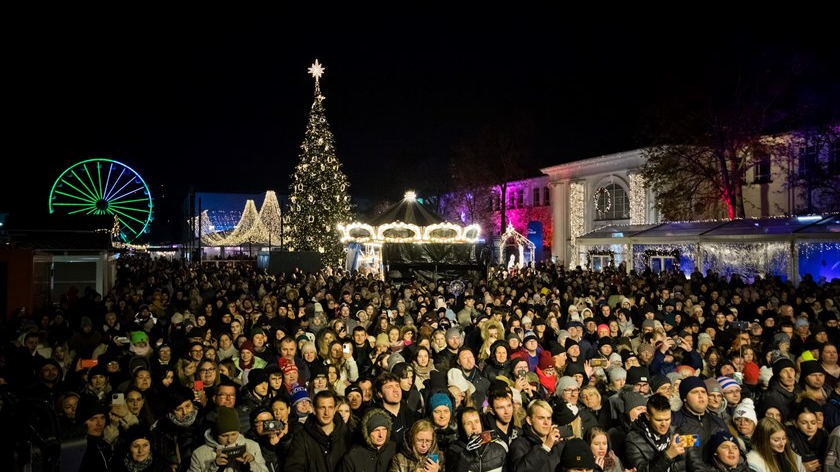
[263,420,284,432]
[731,321,750,332]
[516,369,528,380]
[222,445,246,459]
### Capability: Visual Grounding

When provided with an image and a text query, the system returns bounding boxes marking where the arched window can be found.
[594,183,630,221]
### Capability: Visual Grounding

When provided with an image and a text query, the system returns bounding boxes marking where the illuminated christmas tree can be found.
[287,59,353,268]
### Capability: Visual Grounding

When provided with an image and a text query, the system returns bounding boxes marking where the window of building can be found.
[594,184,630,221]
[753,152,771,183]
[649,256,676,274]
[533,188,540,206]
[517,189,524,208]
[543,187,550,206]
[590,254,612,272]
[508,193,515,209]
[799,144,819,178]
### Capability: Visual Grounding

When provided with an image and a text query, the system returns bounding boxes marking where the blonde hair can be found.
[752,417,799,472]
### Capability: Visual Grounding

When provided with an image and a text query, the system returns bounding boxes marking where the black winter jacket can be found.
[624,414,686,472]
[447,436,509,472]
[339,408,397,472]
[286,413,352,472]
[671,407,727,472]
[507,424,563,472]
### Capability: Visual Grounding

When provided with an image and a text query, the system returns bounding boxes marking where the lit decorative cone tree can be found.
[287,59,353,268]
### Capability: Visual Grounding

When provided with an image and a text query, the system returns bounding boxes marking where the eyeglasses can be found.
[415,439,433,445]
[563,388,580,394]
[190,349,204,353]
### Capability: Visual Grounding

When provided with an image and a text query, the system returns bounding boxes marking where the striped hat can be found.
[717,376,740,391]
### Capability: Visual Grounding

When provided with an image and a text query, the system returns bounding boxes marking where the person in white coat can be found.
[746,417,805,472]
[189,406,268,472]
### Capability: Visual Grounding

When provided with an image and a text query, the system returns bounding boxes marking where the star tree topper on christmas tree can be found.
[308,59,325,83]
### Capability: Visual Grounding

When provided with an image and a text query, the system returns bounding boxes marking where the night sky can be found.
[4,10,839,237]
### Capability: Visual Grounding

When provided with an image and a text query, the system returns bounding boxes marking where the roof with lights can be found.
[339,191,481,244]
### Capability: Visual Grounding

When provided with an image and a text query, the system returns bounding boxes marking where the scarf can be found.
[166,408,198,427]
[412,360,434,383]
[536,368,556,395]
[639,415,670,452]
[238,357,254,371]
[486,356,509,373]
[123,453,154,472]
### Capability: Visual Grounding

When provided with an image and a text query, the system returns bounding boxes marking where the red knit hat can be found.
[742,362,760,386]
[538,350,554,370]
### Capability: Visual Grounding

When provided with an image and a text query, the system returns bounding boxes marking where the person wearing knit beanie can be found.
[215,406,241,435]
[623,391,648,417]
[771,357,797,378]
[708,430,738,461]
[609,367,627,384]
[679,376,707,400]
[732,399,757,439]
[363,407,392,439]
[649,374,672,396]
[717,376,741,406]
[427,392,453,417]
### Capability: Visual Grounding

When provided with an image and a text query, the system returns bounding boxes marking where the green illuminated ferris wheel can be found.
[48,158,154,243]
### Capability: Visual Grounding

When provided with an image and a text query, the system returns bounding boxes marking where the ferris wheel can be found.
[48,158,154,243]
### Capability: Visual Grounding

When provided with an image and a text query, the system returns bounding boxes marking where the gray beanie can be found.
[388,352,406,371]
[556,376,578,393]
[623,391,648,414]
[609,367,627,382]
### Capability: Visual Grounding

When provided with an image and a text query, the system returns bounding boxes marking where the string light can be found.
[629,172,647,224]
[569,181,585,268]
[497,223,535,265]
[199,191,284,247]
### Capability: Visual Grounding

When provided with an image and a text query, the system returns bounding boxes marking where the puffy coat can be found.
[446,436,508,472]
[507,424,563,472]
[188,428,268,472]
[339,409,397,472]
[286,412,352,472]
[624,414,686,472]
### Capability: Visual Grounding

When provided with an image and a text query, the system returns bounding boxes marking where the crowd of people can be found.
[2,254,840,472]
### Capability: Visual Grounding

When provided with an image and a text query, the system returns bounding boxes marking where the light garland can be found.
[198,191,284,247]
[338,221,482,244]
[629,172,647,224]
[594,186,611,217]
[497,222,536,265]
[569,181,586,268]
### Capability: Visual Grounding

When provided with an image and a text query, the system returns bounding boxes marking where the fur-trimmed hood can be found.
[361,407,393,448]
[481,319,505,342]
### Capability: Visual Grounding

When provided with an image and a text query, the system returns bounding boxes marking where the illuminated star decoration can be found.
[308,59,325,83]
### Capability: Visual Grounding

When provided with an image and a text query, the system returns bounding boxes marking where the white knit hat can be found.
[447,368,475,395]
[733,400,757,424]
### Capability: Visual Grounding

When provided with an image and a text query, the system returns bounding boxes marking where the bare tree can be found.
[451,125,537,235]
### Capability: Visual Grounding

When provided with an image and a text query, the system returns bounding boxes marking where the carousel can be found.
[338,191,484,282]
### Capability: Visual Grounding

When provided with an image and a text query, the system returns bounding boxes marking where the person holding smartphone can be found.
[387,419,443,472]
[446,407,508,472]
[508,399,564,472]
